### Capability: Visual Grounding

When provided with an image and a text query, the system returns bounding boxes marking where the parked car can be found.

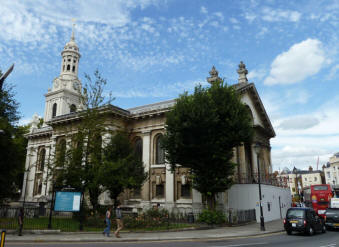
[284,207,326,235]
[325,198,339,230]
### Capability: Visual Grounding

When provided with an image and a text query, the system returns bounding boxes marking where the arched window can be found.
[72,66,75,72]
[134,137,143,162]
[37,148,46,172]
[52,103,57,117]
[70,104,76,113]
[67,64,70,71]
[155,134,165,164]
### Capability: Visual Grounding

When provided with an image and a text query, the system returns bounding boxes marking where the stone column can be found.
[192,188,202,211]
[27,146,38,201]
[165,163,174,209]
[46,137,57,199]
[21,146,33,202]
[42,144,51,197]
[141,131,151,204]
[238,144,247,182]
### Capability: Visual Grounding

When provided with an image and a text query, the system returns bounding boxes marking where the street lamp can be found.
[254,142,265,231]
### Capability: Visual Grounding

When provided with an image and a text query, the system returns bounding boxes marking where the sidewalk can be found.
[4,219,284,242]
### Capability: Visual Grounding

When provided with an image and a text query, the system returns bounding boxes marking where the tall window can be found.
[37,148,46,172]
[56,139,66,168]
[155,134,165,164]
[70,104,76,113]
[134,137,143,162]
[52,103,57,117]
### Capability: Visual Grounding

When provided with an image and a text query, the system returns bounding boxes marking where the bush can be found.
[198,210,226,225]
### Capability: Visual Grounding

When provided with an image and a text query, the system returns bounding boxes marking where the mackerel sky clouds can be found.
[1,0,338,171]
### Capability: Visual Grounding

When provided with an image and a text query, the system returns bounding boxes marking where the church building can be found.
[21,30,290,221]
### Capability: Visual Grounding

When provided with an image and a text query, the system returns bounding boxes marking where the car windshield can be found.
[287,209,305,218]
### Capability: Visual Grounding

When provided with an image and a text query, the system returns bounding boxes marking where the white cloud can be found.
[278,116,319,130]
[261,7,301,22]
[248,68,267,81]
[328,64,339,79]
[264,39,326,85]
[229,17,239,24]
[200,6,208,14]
[113,78,206,98]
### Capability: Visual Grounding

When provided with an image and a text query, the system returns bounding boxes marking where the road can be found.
[5,231,339,247]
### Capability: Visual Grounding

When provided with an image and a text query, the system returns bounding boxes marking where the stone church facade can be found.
[21,31,277,213]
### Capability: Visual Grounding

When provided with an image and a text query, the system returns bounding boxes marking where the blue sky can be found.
[1,0,338,171]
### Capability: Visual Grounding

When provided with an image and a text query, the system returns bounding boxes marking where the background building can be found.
[323,152,339,196]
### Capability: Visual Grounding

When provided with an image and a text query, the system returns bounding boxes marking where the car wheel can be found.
[322,224,326,233]
[286,230,292,235]
[308,226,314,236]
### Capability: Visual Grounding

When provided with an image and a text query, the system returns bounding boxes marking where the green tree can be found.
[98,131,147,202]
[0,70,27,202]
[162,81,253,210]
[54,69,114,211]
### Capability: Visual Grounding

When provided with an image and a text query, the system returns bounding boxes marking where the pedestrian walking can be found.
[18,208,24,236]
[103,207,111,237]
[114,202,123,238]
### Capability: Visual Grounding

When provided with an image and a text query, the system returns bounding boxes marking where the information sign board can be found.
[54,191,82,212]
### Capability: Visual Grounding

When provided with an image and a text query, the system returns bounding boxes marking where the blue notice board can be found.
[54,191,82,212]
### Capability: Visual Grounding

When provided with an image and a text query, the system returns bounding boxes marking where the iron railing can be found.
[0,203,256,232]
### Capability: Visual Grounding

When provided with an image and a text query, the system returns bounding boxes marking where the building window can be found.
[155,134,165,164]
[267,202,271,212]
[134,137,143,162]
[72,66,75,72]
[52,103,57,117]
[56,139,66,168]
[37,148,46,172]
[156,184,164,198]
[67,64,70,71]
[304,177,307,181]
[181,183,191,198]
[327,172,331,178]
[70,104,76,113]
[314,177,317,181]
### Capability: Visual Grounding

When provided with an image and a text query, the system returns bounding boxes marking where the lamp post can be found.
[254,142,265,231]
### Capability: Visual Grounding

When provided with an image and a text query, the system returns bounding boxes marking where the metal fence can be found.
[0,203,256,232]
[235,172,281,187]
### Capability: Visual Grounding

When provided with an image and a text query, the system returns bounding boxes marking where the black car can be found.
[284,207,326,235]
[325,208,339,230]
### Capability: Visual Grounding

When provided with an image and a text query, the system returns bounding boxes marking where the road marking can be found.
[211,243,268,247]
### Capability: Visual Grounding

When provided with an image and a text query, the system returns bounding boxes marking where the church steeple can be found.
[60,24,81,78]
[44,24,83,123]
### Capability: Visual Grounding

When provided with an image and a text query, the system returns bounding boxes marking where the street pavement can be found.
[3,219,284,243]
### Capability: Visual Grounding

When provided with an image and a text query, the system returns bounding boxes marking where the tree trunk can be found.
[206,193,216,211]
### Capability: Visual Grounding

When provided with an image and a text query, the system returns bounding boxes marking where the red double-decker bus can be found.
[303,184,333,217]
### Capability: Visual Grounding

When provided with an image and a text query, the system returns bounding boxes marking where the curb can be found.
[5,230,285,243]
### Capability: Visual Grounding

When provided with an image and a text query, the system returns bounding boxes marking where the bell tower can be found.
[44,23,83,123]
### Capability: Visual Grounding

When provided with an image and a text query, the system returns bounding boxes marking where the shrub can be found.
[198,210,226,225]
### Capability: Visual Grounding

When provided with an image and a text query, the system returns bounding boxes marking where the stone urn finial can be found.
[207,66,222,84]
